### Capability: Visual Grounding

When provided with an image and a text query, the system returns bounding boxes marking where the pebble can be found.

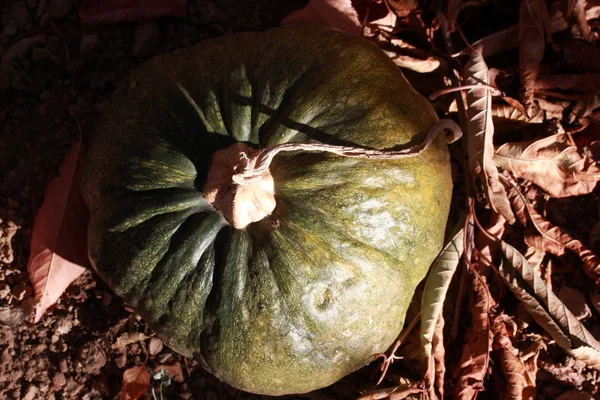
[0,282,11,299]
[55,319,72,335]
[133,21,161,57]
[80,34,100,56]
[148,336,163,355]
[49,0,73,19]
[52,372,67,389]
[22,384,37,400]
[559,286,592,321]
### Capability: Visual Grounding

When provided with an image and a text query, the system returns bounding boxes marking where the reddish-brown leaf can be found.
[571,0,598,42]
[79,0,187,25]
[491,315,536,400]
[464,49,515,223]
[27,140,89,323]
[507,187,600,281]
[120,365,150,400]
[518,0,548,108]
[494,133,600,198]
[453,267,495,399]
[424,312,446,400]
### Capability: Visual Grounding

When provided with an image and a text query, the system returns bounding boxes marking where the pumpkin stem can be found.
[203,119,461,229]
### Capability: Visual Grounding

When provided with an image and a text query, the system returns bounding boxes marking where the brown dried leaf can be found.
[453,268,494,399]
[465,50,515,223]
[425,313,446,400]
[112,332,153,351]
[507,187,600,280]
[492,104,545,123]
[571,0,598,42]
[494,133,600,197]
[519,0,549,108]
[120,365,150,400]
[534,73,600,93]
[27,140,88,323]
[499,241,600,370]
[491,315,536,400]
[282,0,395,35]
[421,225,463,373]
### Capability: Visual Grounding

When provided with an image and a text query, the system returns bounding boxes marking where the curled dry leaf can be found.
[491,315,536,400]
[421,225,464,368]
[506,186,600,280]
[120,365,150,400]
[357,385,424,400]
[498,241,600,370]
[453,268,495,400]
[79,0,187,25]
[519,0,549,109]
[420,223,463,398]
[464,49,515,223]
[494,133,600,198]
[571,0,597,42]
[27,140,89,323]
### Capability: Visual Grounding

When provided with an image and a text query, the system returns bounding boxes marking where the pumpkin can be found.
[81,24,452,395]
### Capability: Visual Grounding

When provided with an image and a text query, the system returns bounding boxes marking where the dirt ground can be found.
[2,0,600,399]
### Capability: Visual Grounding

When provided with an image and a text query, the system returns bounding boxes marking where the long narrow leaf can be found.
[421,226,464,364]
[464,50,515,223]
[499,241,600,369]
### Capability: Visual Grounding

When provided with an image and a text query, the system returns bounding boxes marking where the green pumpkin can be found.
[81,24,452,395]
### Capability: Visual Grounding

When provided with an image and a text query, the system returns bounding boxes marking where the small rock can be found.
[80,34,100,56]
[133,21,161,57]
[0,283,11,299]
[58,359,68,373]
[49,0,73,19]
[52,372,67,389]
[559,286,591,321]
[22,384,37,400]
[148,337,163,355]
[55,319,72,335]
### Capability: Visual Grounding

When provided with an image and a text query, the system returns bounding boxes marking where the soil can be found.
[1,1,600,400]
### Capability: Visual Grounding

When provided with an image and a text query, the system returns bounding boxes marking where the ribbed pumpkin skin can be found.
[82,25,452,395]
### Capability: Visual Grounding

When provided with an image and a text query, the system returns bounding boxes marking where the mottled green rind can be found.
[81,25,452,395]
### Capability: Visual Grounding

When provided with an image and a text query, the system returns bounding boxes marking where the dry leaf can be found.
[453,268,494,399]
[499,241,600,370]
[507,187,600,280]
[421,224,463,398]
[0,299,35,328]
[357,384,424,400]
[120,365,150,400]
[534,73,600,93]
[27,140,89,323]
[282,0,361,34]
[494,133,600,198]
[465,49,515,223]
[112,332,153,351]
[519,0,551,109]
[491,315,536,400]
[79,0,187,25]
[571,0,598,42]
